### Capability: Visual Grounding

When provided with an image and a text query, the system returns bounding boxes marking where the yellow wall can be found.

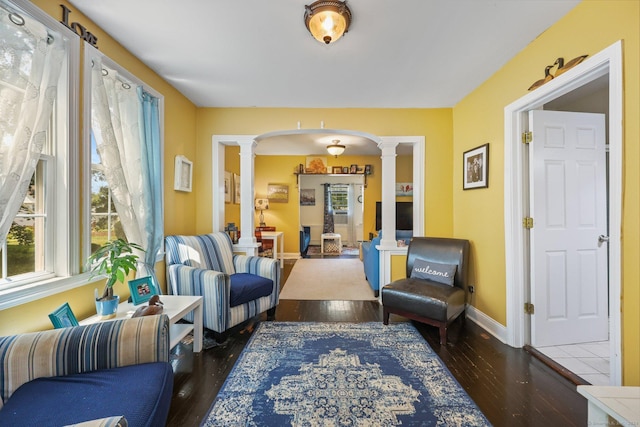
[453,0,639,384]
[195,108,454,238]
[0,1,198,335]
[4,0,636,387]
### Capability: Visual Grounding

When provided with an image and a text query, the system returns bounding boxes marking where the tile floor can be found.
[536,341,610,385]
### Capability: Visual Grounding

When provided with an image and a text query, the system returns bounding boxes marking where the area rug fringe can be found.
[201,322,491,426]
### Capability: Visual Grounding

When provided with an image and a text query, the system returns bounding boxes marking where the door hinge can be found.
[522,131,532,144]
[523,217,534,229]
[524,302,535,315]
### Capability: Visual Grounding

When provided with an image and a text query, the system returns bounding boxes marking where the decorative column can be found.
[378,140,399,249]
[237,138,259,255]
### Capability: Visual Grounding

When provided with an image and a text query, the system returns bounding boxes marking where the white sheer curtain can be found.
[0,7,64,245]
[90,57,162,281]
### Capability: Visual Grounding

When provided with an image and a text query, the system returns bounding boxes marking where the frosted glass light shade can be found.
[304,1,352,45]
[327,144,345,157]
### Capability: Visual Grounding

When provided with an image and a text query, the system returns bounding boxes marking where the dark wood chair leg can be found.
[383,308,390,325]
[266,307,276,320]
[439,324,447,345]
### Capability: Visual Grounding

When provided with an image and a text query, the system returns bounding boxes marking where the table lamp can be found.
[255,198,269,227]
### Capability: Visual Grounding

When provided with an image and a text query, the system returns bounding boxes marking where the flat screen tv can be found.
[375,201,413,231]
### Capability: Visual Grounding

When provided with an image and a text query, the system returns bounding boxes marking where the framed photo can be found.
[233,173,241,204]
[224,171,232,203]
[342,166,349,174]
[300,189,316,206]
[365,164,372,175]
[305,156,327,174]
[356,165,365,174]
[463,143,489,190]
[48,302,79,329]
[128,276,158,305]
[396,183,413,196]
[349,164,357,174]
[267,183,289,203]
[174,155,193,192]
[332,166,342,174]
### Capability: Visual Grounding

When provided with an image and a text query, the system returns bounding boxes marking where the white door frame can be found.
[504,41,623,384]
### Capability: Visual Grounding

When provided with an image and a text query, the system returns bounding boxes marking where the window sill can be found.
[0,273,101,311]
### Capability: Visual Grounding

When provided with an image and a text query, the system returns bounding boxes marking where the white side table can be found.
[321,233,342,254]
[81,295,203,352]
[577,385,640,427]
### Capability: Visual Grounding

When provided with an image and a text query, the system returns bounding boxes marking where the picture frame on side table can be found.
[463,143,489,190]
[174,155,193,192]
[48,302,79,329]
[128,276,158,305]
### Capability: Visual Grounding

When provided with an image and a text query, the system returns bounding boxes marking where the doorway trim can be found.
[503,41,623,384]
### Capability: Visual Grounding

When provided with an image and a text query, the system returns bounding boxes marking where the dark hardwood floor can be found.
[166,258,587,427]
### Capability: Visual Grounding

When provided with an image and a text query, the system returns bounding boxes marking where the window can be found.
[84,46,164,272]
[0,0,78,300]
[90,135,121,252]
[330,184,349,214]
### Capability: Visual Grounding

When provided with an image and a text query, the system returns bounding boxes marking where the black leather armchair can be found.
[382,237,470,345]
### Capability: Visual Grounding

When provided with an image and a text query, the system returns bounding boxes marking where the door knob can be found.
[598,235,609,244]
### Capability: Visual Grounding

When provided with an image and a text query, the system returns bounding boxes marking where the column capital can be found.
[378,140,399,157]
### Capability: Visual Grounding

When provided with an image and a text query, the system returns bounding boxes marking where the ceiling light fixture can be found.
[327,139,346,157]
[304,1,352,45]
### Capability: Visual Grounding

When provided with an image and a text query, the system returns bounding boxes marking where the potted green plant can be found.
[88,238,145,319]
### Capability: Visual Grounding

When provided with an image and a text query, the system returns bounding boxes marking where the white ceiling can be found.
[68,0,580,154]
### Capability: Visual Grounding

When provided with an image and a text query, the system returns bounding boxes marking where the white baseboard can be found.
[466,304,508,344]
[283,252,302,260]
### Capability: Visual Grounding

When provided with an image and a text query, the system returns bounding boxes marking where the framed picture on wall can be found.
[300,189,315,206]
[233,173,241,203]
[463,143,489,190]
[396,183,413,196]
[305,156,328,174]
[267,183,289,203]
[174,155,193,192]
[332,166,342,174]
[224,171,232,203]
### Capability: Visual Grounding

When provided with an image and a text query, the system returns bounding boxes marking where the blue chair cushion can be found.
[229,273,274,307]
[0,362,173,427]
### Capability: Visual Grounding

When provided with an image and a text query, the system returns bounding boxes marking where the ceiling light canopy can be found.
[304,1,352,45]
[327,139,346,157]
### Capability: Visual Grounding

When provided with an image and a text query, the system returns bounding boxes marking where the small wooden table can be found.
[81,295,203,352]
[259,230,284,268]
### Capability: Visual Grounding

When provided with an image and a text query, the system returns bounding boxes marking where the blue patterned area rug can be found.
[201,322,491,426]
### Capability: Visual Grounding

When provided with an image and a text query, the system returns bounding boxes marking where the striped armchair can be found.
[165,232,280,338]
[0,315,172,426]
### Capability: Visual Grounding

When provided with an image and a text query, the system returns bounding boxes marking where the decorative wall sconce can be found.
[304,0,352,45]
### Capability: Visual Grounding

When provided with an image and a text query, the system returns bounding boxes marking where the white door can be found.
[529,110,608,347]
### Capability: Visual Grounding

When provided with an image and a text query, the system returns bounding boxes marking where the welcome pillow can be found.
[411,259,457,286]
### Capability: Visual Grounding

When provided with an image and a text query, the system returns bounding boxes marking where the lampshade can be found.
[327,139,345,157]
[304,1,352,45]
[255,198,269,210]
